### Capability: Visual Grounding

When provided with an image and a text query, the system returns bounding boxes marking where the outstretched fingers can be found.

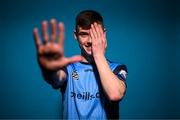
[58,22,65,48]
[50,19,57,42]
[42,21,49,44]
[33,28,41,51]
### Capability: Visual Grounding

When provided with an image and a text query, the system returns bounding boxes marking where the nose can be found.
[87,36,92,46]
[87,35,91,42]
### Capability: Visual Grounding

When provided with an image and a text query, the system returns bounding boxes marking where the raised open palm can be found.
[33,19,82,71]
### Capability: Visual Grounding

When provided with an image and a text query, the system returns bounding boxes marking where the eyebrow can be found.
[78,32,89,35]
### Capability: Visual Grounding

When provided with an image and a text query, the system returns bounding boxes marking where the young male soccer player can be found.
[33,10,128,119]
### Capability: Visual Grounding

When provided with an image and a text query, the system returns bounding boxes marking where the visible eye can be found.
[80,34,89,38]
[78,32,89,38]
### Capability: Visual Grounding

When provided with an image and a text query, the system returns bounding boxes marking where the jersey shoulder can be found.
[108,60,128,82]
[107,59,127,71]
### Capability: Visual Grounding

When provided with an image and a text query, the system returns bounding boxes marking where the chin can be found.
[81,46,93,58]
[85,51,92,55]
[83,48,92,55]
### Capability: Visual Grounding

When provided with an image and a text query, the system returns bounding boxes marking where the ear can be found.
[74,30,77,40]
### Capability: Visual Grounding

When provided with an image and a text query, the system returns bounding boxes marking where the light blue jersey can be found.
[50,60,127,119]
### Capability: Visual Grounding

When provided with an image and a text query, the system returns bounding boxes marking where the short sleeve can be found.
[113,64,128,84]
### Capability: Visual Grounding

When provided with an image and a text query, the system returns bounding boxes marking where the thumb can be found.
[66,55,83,64]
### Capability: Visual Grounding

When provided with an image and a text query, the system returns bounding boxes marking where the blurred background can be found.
[0,0,179,119]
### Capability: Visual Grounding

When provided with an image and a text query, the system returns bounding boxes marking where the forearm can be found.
[41,68,66,89]
[94,55,126,101]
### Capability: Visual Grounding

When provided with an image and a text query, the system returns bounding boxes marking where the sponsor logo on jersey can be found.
[84,69,93,72]
[71,92,100,100]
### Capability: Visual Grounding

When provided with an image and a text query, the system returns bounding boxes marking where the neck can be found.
[81,53,94,63]
[81,56,89,63]
[81,48,94,64]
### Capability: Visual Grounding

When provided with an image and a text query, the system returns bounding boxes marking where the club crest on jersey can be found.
[119,70,127,80]
[72,71,79,80]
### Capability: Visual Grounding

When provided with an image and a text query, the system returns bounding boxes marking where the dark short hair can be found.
[75,10,104,32]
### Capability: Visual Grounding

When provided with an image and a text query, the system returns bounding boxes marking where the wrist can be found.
[93,54,105,61]
[94,54,107,66]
